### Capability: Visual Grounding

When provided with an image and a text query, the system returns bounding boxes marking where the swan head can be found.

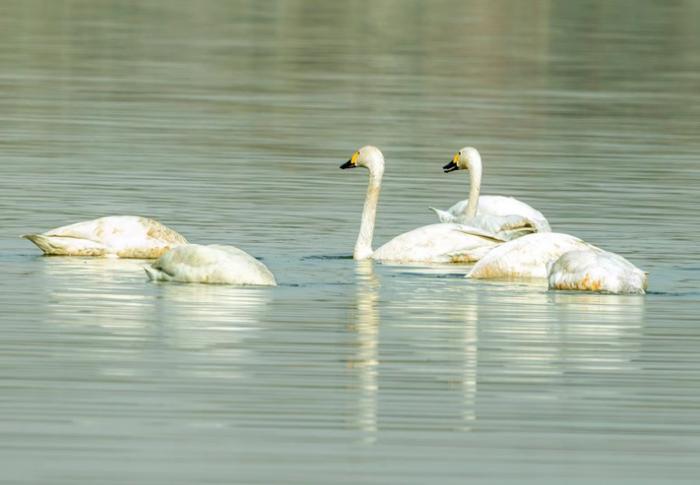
[340,145,385,176]
[443,146,481,173]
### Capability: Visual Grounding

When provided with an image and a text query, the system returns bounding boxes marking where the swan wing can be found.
[434,196,551,232]
[478,196,551,232]
[445,199,471,217]
[145,244,276,286]
[429,207,456,223]
[468,232,597,279]
[452,213,537,240]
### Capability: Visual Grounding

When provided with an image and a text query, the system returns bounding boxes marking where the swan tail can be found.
[22,234,50,248]
[497,225,538,241]
[144,264,171,282]
[429,207,454,223]
[22,234,107,256]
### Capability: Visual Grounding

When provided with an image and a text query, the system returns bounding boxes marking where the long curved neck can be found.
[354,169,382,260]
[466,154,482,218]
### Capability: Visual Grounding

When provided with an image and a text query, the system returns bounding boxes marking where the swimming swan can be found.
[548,249,647,294]
[341,146,504,263]
[432,147,551,234]
[468,232,599,279]
[22,215,187,258]
[144,244,276,286]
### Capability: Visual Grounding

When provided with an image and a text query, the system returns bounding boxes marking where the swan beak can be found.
[340,151,359,169]
[443,161,459,173]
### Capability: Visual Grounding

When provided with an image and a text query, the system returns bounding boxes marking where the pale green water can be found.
[1,1,700,483]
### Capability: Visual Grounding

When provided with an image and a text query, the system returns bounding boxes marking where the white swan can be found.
[144,244,276,286]
[432,147,551,234]
[468,232,599,279]
[22,216,187,258]
[341,146,504,263]
[548,249,648,294]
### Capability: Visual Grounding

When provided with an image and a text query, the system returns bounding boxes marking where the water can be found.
[1,1,700,483]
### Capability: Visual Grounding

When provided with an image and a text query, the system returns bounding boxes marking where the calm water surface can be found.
[1,1,700,483]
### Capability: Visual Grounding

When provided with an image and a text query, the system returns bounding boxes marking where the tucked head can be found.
[443,146,481,173]
[340,145,385,174]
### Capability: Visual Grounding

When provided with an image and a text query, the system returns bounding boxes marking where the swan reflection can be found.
[458,291,478,430]
[36,256,271,381]
[472,283,645,371]
[349,260,379,442]
[38,257,155,329]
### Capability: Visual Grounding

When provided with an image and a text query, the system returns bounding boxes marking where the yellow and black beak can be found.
[340,151,359,169]
[443,153,460,173]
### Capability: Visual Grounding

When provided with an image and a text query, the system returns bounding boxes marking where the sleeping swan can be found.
[468,232,649,294]
[468,232,599,279]
[144,244,276,286]
[341,146,504,263]
[548,249,647,294]
[22,216,187,258]
[432,147,550,234]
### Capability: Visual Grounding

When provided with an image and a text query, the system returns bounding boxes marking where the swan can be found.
[340,146,504,263]
[548,249,648,294]
[144,244,276,286]
[22,216,187,258]
[432,147,551,234]
[467,232,599,279]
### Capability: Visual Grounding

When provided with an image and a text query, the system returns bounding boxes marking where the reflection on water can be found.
[458,290,478,430]
[39,257,154,328]
[349,260,379,441]
[1,0,700,483]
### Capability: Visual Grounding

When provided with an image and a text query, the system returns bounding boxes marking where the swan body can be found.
[434,147,551,233]
[372,223,503,263]
[22,216,187,258]
[431,195,551,232]
[341,146,503,263]
[468,232,598,280]
[548,249,647,294]
[144,244,276,286]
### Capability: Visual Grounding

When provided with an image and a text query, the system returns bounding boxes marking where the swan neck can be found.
[354,170,381,260]
[466,154,482,218]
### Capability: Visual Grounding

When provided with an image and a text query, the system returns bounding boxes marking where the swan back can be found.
[372,223,503,263]
[145,244,276,286]
[468,232,596,279]
[548,249,647,294]
[434,195,551,232]
[23,216,187,258]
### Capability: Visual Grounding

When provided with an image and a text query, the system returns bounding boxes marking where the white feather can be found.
[435,195,550,232]
[23,216,187,258]
[468,232,598,279]
[145,244,276,286]
[547,249,647,294]
[372,223,502,264]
